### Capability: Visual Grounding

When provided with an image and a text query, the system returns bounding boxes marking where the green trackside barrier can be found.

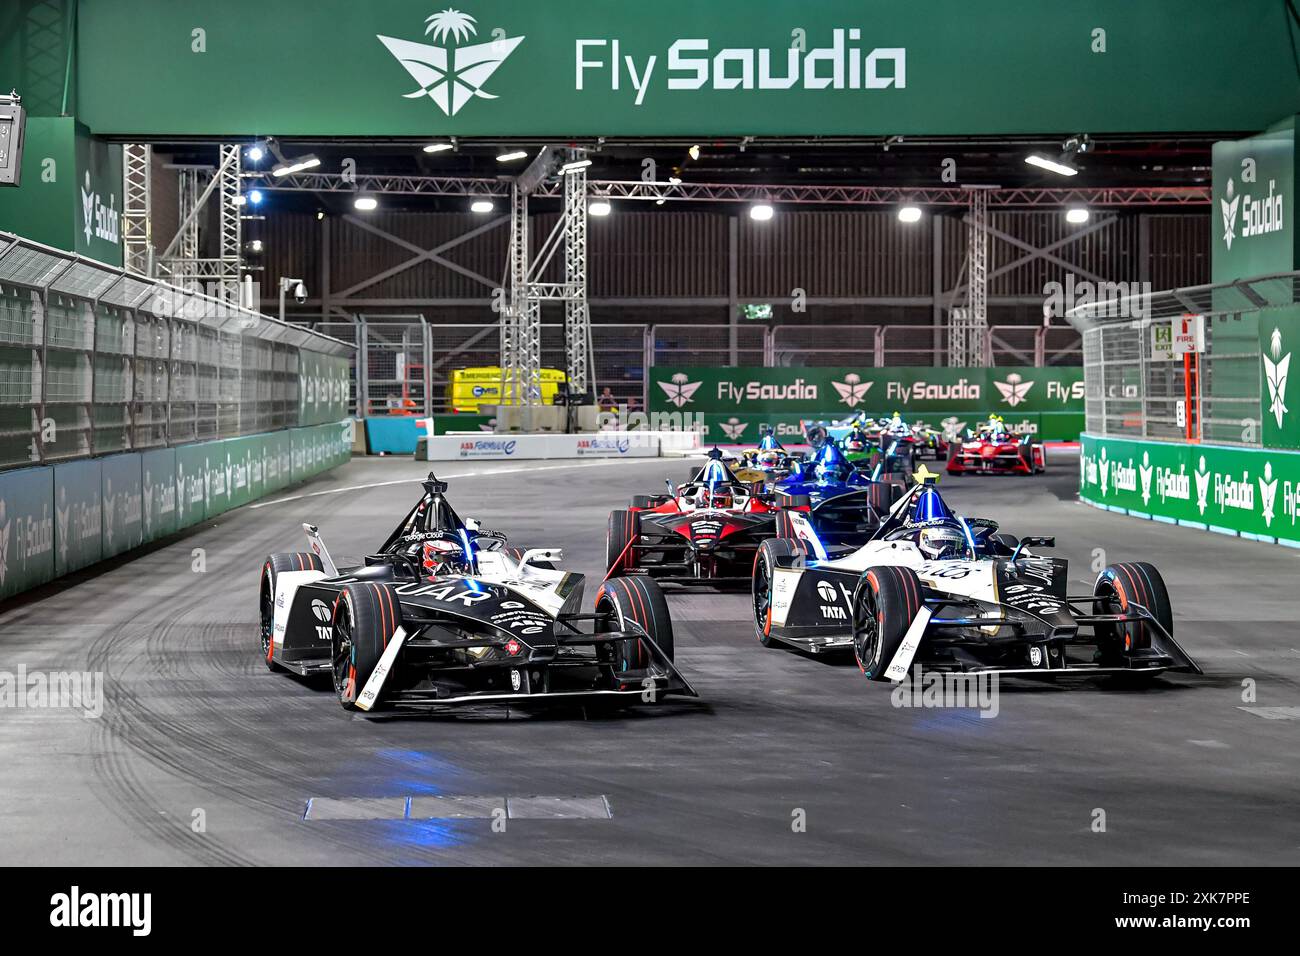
[53,458,103,576]
[0,466,55,602]
[0,421,352,603]
[1079,434,1300,548]
[141,448,178,544]
[100,453,143,560]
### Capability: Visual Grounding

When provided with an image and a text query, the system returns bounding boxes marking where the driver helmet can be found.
[813,442,849,482]
[421,538,465,578]
[843,428,869,453]
[918,526,966,561]
[757,449,783,469]
[701,488,733,510]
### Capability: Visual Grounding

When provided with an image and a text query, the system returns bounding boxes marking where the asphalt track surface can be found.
[2,450,1298,866]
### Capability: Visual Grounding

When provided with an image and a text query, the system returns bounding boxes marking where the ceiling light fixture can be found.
[897,205,922,223]
[1024,153,1079,177]
[496,150,528,162]
[271,154,321,177]
[471,200,494,213]
[749,204,774,222]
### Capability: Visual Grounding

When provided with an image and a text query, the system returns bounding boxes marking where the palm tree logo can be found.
[378,8,525,117]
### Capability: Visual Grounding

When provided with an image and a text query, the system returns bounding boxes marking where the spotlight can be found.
[667,176,682,185]
[423,142,454,153]
[245,239,264,254]
[354,196,378,211]
[248,189,263,206]
[588,200,611,216]
[271,154,321,177]
[496,150,528,162]
[232,194,248,207]
[471,200,494,213]
[561,158,592,174]
[688,144,701,161]
[246,145,264,162]
[1065,206,1090,224]
[655,198,666,206]
[316,210,325,221]
[897,205,922,223]
[1025,154,1078,177]
[749,204,774,221]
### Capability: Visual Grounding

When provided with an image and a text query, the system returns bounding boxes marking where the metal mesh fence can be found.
[0,232,352,472]
[1072,273,1297,447]
[316,314,1080,416]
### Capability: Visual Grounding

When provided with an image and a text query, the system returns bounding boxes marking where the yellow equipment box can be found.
[448,367,567,412]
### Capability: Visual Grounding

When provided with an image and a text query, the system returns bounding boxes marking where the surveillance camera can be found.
[293,281,308,304]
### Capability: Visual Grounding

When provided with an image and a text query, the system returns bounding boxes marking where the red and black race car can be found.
[605,449,898,588]
[946,415,1046,476]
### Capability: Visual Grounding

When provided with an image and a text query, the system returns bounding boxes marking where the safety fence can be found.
[1069,273,1299,449]
[0,232,352,473]
[315,316,1081,416]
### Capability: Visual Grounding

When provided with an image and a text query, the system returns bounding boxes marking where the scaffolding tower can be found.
[121,144,153,276]
[498,147,594,424]
[950,186,991,366]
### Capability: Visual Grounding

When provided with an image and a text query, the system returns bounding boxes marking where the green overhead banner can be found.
[68,0,1300,137]
[1079,433,1300,547]
[694,411,1085,444]
[649,366,1084,416]
[1211,119,1297,285]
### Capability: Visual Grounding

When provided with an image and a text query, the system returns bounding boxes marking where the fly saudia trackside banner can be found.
[72,2,1300,137]
[649,366,1083,416]
[1079,434,1300,546]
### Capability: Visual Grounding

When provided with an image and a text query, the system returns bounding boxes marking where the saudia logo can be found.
[719,379,818,404]
[1220,172,1284,250]
[832,373,872,408]
[886,379,980,405]
[1263,326,1290,429]
[378,9,525,117]
[576,29,905,107]
[658,372,702,408]
[993,372,1033,408]
[81,172,120,247]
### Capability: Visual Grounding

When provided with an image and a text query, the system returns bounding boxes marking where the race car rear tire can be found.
[596,574,675,668]
[1093,562,1173,659]
[773,492,811,510]
[605,509,639,576]
[331,582,402,711]
[853,565,924,681]
[259,552,325,671]
[753,538,801,648]
[866,481,903,517]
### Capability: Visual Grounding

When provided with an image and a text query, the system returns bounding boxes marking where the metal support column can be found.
[950,187,991,366]
[215,144,243,303]
[562,152,593,396]
[121,144,153,276]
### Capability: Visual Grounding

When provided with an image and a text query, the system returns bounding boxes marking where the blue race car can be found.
[768,442,905,551]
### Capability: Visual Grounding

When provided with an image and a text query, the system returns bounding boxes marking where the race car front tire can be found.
[331,582,402,711]
[630,494,654,509]
[596,574,675,668]
[853,565,924,681]
[606,509,639,576]
[753,538,801,648]
[1093,562,1173,660]
[259,551,325,671]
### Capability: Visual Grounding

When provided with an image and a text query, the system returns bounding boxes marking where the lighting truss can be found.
[247,171,1210,207]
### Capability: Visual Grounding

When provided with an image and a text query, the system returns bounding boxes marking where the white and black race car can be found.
[751,469,1201,682]
[259,474,695,711]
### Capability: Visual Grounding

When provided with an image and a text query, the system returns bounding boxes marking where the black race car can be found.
[259,473,695,710]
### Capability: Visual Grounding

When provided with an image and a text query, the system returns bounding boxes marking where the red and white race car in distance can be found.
[946,415,1046,476]
[606,448,811,588]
